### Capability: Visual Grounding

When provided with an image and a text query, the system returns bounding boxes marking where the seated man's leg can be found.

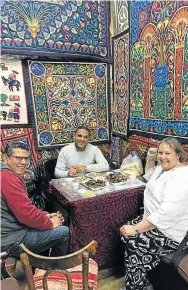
[8,226,69,258]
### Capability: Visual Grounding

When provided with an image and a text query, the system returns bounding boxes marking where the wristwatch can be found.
[133,225,139,234]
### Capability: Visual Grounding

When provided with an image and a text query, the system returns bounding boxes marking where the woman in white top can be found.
[120,137,188,290]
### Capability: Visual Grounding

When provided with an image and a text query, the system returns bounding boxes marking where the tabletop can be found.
[49,176,146,268]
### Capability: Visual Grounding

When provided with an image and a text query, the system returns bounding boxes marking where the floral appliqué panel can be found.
[1,0,110,60]
[112,30,130,137]
[130,0,188,140]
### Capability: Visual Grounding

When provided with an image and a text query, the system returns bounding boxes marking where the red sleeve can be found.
[1,170,53,230]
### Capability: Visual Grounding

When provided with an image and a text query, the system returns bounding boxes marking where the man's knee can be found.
[52,226,69,239]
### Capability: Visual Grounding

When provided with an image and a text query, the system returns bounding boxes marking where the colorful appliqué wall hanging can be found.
[112,30,130,138]
[111,0,129,35]
[0,59,28,126]
[28,61,110,149]
[0,128,37,178]
[1,0,110,61]
[111,136,121,164]
[129,1,188,140]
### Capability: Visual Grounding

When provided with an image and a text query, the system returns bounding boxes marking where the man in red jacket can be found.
[1,141,69,257]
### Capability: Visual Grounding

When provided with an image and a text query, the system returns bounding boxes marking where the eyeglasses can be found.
[10,155,29,162]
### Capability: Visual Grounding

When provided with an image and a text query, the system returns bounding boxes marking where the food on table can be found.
[87,172,106,178]
[80,190,96,198]
[106,172,128,183]
[84,179,106,189]
[75,176,89,183]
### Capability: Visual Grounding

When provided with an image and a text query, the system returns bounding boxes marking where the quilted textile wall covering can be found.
[1,0,110,60]
[120,135,188,163]
[0,59,28,125]
[0,128,37,176]
[28,61,110,149]
[129,1,188,141]
[112,29,130,138]
[111,0,129,35]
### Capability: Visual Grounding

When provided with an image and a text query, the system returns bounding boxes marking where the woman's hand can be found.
[120,225,137,237]
[147,147,158,161]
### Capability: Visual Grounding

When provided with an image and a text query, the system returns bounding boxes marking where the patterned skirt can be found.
[121,215,179,290]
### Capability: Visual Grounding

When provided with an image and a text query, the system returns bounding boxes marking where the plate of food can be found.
[75,176,90,183]
[86,172,107,181]
[82,179,108,191]
[86,172,106,178]
[106,172,128,185]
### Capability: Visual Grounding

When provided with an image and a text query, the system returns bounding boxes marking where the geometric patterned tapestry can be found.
[0,127,61,176]
[120,135,188,164]
[111,136,121,165]
[129,1,188,141]
[0,59,28,125]
[112,30,130,138]
[0,128,37,176]
[111,0,129,35]
[28,61,110,149]
[1,0,110,61]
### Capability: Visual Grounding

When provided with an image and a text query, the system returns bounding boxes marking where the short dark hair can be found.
[160,137,185,162]
[4,141,29,156]
[75,125,91,136]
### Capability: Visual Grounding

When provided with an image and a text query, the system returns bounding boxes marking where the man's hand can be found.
[74,165,86,173]
[47,212,58,218]
[147,147,158,161]
[47,211,65,228]
[51,214,65,228]
[120,225,137,237]
[68,166,77,177]
[47,211,63,218]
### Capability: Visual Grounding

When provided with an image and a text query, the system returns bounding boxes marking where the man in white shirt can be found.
[55,125,109,178]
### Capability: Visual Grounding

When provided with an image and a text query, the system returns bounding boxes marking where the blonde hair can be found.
[160,137,185,162]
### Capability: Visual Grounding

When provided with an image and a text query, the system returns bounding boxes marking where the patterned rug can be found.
[112,30,130,138]
[1,0,110,61]
[28,61,110,149]
[0,59,28,126]
[129,1,188,141]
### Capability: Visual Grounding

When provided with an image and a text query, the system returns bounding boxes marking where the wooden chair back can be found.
[20,240,98,290]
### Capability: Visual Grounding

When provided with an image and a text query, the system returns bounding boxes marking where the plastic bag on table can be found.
[120,152,143,178]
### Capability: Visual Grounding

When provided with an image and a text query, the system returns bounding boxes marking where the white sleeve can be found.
[146,175,188,230]
[86,147,110,172]
[54,149,69,178]
[143,167,155,181]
